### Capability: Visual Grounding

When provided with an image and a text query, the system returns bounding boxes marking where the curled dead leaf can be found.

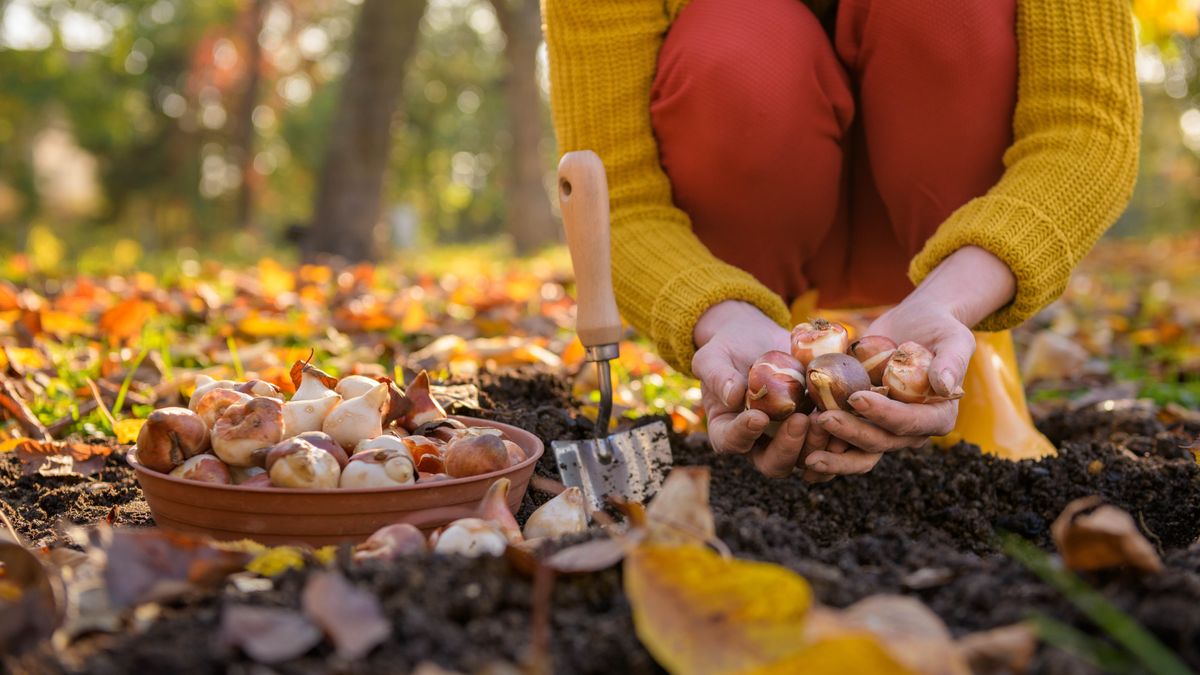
[956,623,1038,675]
[301,570,390,660]
[645,467,716,546]
[15,440,113,477]
[806,595,968,675]
[1050,496,1163,573]
[98,527,251,609]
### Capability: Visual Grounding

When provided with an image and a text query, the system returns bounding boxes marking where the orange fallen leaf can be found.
[1050,496,1163,573]
[98,298,156,343]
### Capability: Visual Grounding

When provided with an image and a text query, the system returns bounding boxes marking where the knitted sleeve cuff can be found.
[908,195,1072,331]
[649,263,791,376]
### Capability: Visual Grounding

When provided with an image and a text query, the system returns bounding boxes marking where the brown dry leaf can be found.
[623,543,812,675]
[99,528,251,608]
[219,605,322,664]
[15,440,112,477]
[1051,496,1164,573]
[956,623,1038,675]
[0,379,49,441]
[98,298,156,344]
[543,537,629,574]
[645,467,715,546]
[302,570,390,660]
[806,596,968,675]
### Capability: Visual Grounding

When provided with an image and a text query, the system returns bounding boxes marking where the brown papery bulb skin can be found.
[194,388,253,429]
[236,380,283,399]
[136,407,211,473]
[169,454,232,484]
[806,353,872,412]
[790,319,851,368]
[353,523,428,562]
[882,341,937,404]
[240,473,273,488]
[444,434,509,478]
[744,350,806,421]
[395,371,448,431]
[211,397,285,467]
[294,431,349,468]
[849,335,898,386]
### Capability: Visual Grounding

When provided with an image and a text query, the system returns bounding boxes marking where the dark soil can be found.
[6,367,1200,674]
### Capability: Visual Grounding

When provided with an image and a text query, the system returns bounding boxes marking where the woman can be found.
[543,0,1141,480]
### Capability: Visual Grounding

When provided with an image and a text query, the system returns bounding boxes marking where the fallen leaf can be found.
[0,379,49,441]
[1051,496,1163,573]
[543,537,628,574]
[219,605,322,664]
[99,528,251,608]
[807,596,968,675]
[302,570,391,660]
[98,298,156,344]
[1021,331,1089,382]
[956,623,1038,675]
[624,544,811,675]
[15,440,113,477]
[740,636,915,675]
[645,467,716,546]
[112,418,146,445]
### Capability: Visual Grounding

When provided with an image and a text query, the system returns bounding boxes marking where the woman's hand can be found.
[801,246,1017,481]
[692,301,809,478]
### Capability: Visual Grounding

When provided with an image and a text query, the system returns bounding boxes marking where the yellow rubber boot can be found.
[932,330,1057,460]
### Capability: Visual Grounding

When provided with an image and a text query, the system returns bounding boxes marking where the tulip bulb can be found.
[230,465,267,485]
[477,478,522,544]
[211,397,284,467]
[236,380,283,399]
[353,523,427,562]
[353,434,415,458]
[790,319,850,368]
[240,473,273,488]
[431,518,508,557]
[136,407,211,473]
[523,487,589,540]
[188,375,236,412]
[265,438,341,489]
[340,448,416,488]
[335,375,380,400]
[806,353,872,412]
[293,431,349,468]
[282,393,342,438]
[292,366,339,402]
[881,342,958,404]
[849,336,898,386]
[395,371,447,431]
[322,382,389,449]
[503,440,525,467]
[169,454,232,484]
[444,434,509,478]
[745,351,806,421]
[194,388,253,429]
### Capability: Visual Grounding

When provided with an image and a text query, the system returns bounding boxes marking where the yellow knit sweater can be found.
[543,0,1142,375]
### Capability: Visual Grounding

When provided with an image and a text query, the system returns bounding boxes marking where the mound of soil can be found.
[6,368,1200,674]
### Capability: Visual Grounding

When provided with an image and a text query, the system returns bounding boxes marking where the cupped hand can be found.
[692,301,809,478]
[801,246,1017,481]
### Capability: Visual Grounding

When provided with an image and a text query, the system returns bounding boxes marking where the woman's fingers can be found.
[845,391,958,438]
[707,408,769,455]
[815,409,928,453]
[750,413,808,478]
[692,342,747,409]
[929,326,975,398]
[804,448,884,476]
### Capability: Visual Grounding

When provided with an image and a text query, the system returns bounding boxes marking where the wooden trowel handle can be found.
[558,151,622,348]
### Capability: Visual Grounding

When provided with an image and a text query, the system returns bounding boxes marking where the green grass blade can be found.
[1028,613,1139,672]
[226,337,245,380]
[1002,534,1191,675]
[112,347,149,419]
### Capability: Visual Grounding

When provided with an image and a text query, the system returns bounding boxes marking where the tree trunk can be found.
[491,0,559,255]
[304,0,426,262]
[233,0,267,232]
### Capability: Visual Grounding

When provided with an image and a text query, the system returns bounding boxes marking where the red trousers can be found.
[651,0,1017,309]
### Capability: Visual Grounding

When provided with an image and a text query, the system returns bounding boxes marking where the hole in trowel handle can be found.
[596,438,614,465]
[559,178,572,198]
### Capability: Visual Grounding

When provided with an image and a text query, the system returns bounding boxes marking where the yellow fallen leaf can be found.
[742,635,914,675]
[246,546,307,577]
[624,544,811,675]
[40,310,93,337]
[0,438,25,453]
[113,418,147,444]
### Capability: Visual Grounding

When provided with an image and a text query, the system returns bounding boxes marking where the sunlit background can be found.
[0,0,1197,272]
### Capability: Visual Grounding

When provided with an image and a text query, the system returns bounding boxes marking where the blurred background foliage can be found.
[0,0,1198,274]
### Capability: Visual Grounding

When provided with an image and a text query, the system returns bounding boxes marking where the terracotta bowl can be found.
[127,416,544,546]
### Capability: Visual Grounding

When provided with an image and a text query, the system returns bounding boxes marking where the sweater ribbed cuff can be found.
[650,263,790,376]
[909,195,1072,332]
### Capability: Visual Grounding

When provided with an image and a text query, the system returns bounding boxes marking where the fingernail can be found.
[939,370,955,395]
[721,380,736,406]
[819,414,838,429]
[810,460,828,472]
[748,416,767,433]
[848,393,867,410]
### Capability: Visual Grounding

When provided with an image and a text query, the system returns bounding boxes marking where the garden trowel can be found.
[552,151,672,512]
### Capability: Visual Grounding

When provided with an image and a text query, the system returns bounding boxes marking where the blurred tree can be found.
[232,0,268,232]
[490,0,557,254]
[304,0,427,262]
